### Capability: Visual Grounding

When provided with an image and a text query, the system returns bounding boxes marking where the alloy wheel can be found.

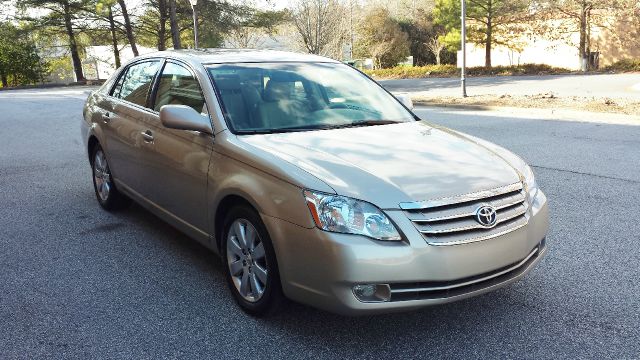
[226,219,268,302]
[93,149,112,202]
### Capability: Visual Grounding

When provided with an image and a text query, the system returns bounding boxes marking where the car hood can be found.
[240,121,522,209]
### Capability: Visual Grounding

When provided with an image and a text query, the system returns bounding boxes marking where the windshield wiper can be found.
[236,124,331,135]
[323,120,401,129]
[236,121,400,135]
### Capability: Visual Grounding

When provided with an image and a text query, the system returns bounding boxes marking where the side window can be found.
[154,62,206,113]
[113,60,161,107]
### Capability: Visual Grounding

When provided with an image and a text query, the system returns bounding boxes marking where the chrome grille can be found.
[401,183,529,246]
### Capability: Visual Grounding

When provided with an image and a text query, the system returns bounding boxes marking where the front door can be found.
[137,60,213,236]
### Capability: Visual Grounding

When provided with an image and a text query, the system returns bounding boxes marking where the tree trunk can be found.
[585,6,593,70]
[1,73,7,88]
[108,7,121,68]
[169,0,182,49]
[579,2,588,71]
[436,51,441,65]
[485,18,492,67]
[63,1,84,82]
[117,0,139,56]
[158,0,168,51]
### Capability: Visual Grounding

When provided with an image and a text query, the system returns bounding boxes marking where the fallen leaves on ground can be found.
[413,94,640,116]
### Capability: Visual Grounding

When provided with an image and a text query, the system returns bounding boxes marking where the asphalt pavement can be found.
[380,73,640,99]
[0,87,638,359]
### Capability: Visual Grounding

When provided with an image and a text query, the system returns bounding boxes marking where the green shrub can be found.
[466,64,570,76]
[364,63,571,79]
[364,64,457,79]
[602,59,640,72]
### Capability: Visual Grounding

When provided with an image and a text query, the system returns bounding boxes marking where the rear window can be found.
[112,60,161,108]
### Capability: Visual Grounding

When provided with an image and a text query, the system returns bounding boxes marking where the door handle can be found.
[141,130,154,143]
[101,112,110,123]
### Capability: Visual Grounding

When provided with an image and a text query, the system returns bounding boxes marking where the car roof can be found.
[142,48,342,65]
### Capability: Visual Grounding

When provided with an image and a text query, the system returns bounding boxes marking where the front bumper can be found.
[264,191,549,315]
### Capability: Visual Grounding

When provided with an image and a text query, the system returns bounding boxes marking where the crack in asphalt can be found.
[532,165,640,184]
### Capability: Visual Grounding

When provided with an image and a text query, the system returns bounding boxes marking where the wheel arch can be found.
[213,193,259,253]
[87,135,100,162]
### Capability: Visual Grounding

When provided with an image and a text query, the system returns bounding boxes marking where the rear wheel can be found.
[91,144,130,210]
[222,205,283,316]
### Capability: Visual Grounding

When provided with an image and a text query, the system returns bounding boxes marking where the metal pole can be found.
[192,5,198,49]
[461,0,467,97]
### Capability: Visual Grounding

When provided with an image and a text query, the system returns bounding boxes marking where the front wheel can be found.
[222,205,283,316]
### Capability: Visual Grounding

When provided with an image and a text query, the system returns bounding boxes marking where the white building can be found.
[83,45,157,80]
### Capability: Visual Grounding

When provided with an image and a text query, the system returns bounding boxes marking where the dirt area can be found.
[413,93,640,116]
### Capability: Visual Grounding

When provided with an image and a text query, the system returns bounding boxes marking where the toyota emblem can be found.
[475,205,498,227]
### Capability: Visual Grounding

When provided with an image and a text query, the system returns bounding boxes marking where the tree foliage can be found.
[433,0,461,50]
[6,0,635,78]
[136,0,269,49]
[355,7,410,69]
[15,0,95,81]
[434,0,531,66]
[0,22,48,87]
[398,11,456,66]
[290,0,346,56]
[225,10,288,48]
[530,0,630,70]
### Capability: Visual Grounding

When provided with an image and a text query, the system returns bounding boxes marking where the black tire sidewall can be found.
[222,205,282,316]
[90,144,128,210]
[91,145,113,209]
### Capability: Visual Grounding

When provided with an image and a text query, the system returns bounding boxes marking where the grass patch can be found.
[364,63,571,79]
[364,64,457,79]
[412,94,640,116]
[602,59,640,72]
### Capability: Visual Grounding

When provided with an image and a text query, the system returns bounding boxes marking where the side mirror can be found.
[160,105,213,135]
[395,94,414,110]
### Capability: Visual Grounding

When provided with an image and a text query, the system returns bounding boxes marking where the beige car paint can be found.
[81,49,549,315]
[240,122,523,209]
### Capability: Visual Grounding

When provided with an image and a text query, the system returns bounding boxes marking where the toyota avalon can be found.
[81,49,548,315]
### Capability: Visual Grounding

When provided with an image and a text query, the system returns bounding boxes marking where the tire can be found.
[90,144,131,211]
[222,204,283,316]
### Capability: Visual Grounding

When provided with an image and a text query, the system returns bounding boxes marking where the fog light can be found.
[352,284,391,303]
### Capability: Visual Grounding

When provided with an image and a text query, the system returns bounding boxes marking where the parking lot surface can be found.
[380,73,640,99]
[0,88,638,359]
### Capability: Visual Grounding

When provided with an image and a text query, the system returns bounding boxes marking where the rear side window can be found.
[112,60,161,108]
[154,62,206,113]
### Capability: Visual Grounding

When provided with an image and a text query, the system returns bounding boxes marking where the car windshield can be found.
[206,62,415,134]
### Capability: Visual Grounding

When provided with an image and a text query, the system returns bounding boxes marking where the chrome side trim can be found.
[399,182,523,210]
[391,246,539,293]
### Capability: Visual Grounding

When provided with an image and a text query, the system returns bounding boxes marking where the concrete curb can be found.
[415,103,640,126]
[0,80,105,92]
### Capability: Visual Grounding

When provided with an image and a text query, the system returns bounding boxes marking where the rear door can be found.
[136,60,213,236]
[101,59,162,193]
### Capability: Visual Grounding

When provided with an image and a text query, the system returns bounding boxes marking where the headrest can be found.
[213,75,242,91]
[264,80,293,102]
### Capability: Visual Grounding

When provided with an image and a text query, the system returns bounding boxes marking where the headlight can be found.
[522,164,538,203]
[303,190,402,241]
